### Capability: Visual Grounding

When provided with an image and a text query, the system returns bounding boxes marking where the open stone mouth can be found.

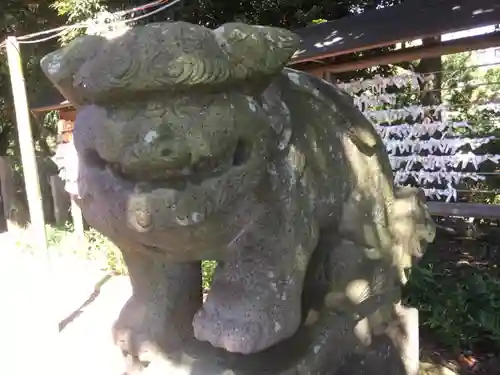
[95,138,253,191]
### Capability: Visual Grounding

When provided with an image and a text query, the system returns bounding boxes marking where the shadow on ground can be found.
[59,272,115,331]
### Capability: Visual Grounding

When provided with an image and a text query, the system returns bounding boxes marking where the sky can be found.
[442,25,497,41]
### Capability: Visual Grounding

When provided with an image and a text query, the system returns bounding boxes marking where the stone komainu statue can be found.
[41,22,435,375]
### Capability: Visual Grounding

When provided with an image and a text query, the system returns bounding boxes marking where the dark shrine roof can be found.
[290,0,500,64]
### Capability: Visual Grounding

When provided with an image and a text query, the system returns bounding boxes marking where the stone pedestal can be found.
[130,304,418,375]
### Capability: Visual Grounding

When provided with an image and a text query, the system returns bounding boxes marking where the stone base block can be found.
[126,305,419,375]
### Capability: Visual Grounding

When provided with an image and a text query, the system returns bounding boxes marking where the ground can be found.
[0,227,498,375]
[0,230,129,375]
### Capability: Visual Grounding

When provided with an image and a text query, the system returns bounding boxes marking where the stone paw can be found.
[112,297,169,363]
[192,297,301,354]
[193,309,263,354]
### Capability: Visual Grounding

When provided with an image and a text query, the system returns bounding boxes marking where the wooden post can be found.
[5,37,48,250]
[71,198,85,245]
[49,175,71,225]
[0,156,17,231]
[5,36,57,344]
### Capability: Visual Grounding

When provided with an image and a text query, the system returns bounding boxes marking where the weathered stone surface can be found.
[41,21,435,374]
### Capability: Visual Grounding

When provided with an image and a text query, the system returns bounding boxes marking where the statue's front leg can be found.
[193,211,320,354]
[113,245,202,364]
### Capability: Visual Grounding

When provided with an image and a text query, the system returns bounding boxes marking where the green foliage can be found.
[85,227,127,274]
[126,0,401,29]
[403,240,500,352]
[441,52,500,137]
[51,0,405,33]
[202,260,217,292]
[0,2,60,162]
[51,0,107,44]
[52,0,105,21]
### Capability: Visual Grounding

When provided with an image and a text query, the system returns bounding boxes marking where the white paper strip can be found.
[353,93,398,110]
[365,105,447,123]
[385,137,495,154]
[375,121,471,139]
[389,153,500,171]
[337,71,500,201]
[419,184,457,202]
[338,73,423,94]
[394,170,486,185]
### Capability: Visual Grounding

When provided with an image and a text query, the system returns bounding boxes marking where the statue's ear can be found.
[40,35,105,106]
[214,23,301,81]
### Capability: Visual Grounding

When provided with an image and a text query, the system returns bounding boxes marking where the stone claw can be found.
[112,298,167,363]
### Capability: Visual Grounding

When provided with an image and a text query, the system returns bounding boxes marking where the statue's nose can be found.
[141,129,186,165]
[158,143,174,158]
[157,141,193,167]
[149,128,219,167]
[166,139,216,164]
